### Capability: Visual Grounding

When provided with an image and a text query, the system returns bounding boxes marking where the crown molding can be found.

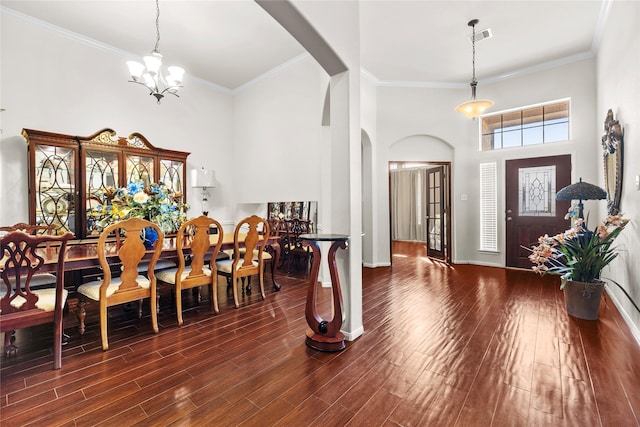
[232,53,311,95]
[361,50,595,90]
[2,6,126,58]
[481,51,595,85]
[1,6,235,96]
[2,4,604,95]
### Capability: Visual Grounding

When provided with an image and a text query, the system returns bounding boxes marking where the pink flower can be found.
[596,224,610,240]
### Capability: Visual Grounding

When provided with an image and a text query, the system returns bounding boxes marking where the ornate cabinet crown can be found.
[23,128,190,239]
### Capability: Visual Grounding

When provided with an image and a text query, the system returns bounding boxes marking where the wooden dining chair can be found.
[0,223,58,288]
[1,230,74,369]
[76,218,163,351]
[216,215,270,308]
[282,218,313,274]
[267,218,284,236]
[222,217,279,289]
[262,218,285,288]
[156,216,224,324]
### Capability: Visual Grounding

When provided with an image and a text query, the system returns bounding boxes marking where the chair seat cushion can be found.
[121,259,177,273]
[156,266,212,284]
[151,259,178,271]
[284,244,312,252]
[223,248,271,260]
[77,275,150,301]
[1,288,69,313]
[28,273,58,288]
[5,273,57,290]
[215,259,258,274]
[223,248,246,258]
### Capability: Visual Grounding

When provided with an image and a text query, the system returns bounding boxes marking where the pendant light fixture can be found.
[455,19,494,118]
[127,0,184,104]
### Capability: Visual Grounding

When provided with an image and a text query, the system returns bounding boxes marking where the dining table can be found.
[3,231,282,291]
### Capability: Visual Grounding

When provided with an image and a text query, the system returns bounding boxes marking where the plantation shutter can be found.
[480,162,498,251]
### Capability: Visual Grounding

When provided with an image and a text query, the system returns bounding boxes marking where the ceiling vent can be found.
[469,28,493,43]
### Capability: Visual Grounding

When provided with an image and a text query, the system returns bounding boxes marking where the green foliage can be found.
[528,214,628,287]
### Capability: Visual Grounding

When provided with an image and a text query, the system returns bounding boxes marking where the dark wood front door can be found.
[505,155,571,268]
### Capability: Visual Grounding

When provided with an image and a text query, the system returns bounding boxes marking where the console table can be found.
[300,233,349,351]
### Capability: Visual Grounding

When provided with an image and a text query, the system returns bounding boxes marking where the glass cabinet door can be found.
[125,154,154,186]
[34,144,76,235]
[84,149,120,236]
[159,158,185,195]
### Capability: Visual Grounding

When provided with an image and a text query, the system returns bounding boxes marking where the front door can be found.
[505,155,571,268]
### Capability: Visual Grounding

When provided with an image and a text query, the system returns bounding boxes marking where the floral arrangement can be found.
[89,181,188,235]
[528,213,628,287]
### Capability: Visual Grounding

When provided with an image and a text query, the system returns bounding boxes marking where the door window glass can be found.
[518,166,556,216]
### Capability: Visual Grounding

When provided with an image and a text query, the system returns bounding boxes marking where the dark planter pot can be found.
[563,280,605,320]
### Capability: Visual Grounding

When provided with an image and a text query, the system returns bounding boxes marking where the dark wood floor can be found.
[2,241,639,426]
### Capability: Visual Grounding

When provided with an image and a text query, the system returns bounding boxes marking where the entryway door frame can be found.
[388,161,452,264]
[505,154,572,268]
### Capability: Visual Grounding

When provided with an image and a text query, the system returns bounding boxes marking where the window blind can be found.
[480,162,497,251]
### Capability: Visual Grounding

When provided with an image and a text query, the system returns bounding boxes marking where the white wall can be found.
[596,0,640,341]
[375,58,597,266]
[232,56,325,207]
[0,11,235,226]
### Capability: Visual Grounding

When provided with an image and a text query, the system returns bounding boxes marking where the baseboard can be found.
[468,260,503,268]
[604,286,640,347]
[342,325,364,341]
[362,262,391,268]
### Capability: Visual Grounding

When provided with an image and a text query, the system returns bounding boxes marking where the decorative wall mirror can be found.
[267,201,318,224]
[602,109,624,215]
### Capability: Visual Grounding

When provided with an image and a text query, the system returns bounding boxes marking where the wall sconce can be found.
[191,167,216,216]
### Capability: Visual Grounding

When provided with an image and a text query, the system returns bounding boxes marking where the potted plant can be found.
[528,213,628,320]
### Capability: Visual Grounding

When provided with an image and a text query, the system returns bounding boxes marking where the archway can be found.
[361,130,374,266]
[389,135,454,263]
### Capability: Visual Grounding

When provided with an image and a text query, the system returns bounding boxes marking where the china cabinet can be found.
[23,128,189,239]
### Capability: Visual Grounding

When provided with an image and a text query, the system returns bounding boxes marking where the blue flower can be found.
[115,187,127,199]
[127,181,143,194]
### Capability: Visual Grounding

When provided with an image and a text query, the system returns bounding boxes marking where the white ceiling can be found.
[1,0,606,91]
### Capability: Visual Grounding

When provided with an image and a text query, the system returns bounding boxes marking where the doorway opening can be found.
[389,161,452,264]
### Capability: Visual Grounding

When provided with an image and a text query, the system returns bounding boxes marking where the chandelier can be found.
[455,19,494,118]
[126,0,184,104]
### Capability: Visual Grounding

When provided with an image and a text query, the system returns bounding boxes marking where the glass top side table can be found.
[299,233,350,351]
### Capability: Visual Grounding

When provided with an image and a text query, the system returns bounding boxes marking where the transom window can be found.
[481,100,570,151]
